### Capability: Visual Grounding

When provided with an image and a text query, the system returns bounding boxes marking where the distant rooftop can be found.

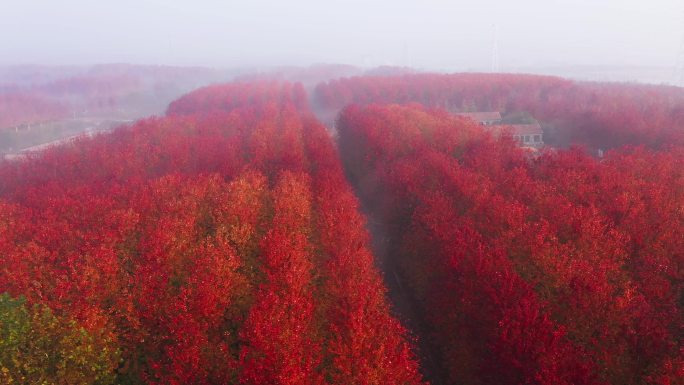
[488,122,544,140]
[454,111,502,122]
[508,122,542,136]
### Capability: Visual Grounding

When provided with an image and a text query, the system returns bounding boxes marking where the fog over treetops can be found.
[1,0,682,84]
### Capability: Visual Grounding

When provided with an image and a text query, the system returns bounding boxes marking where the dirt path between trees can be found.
[319,107,447,384]
[363,210,447,385]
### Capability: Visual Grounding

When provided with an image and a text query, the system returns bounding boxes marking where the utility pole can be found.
[491,24,500,73]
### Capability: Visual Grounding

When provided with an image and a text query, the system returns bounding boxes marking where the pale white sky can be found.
[1,0,682,71]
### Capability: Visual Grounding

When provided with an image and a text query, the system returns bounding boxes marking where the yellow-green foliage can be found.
[0,293,119,385]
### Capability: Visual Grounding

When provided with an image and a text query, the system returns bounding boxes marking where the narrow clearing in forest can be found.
[361,202,447,385]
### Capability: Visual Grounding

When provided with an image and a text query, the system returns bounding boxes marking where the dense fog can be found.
[1,0,682,80]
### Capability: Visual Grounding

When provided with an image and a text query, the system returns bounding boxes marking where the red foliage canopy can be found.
[337,103,683,384]
[0,82,424,384]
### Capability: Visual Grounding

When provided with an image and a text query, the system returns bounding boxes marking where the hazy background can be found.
[1,0,682,81]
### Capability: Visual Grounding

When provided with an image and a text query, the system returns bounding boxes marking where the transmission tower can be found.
[491,24,500,73]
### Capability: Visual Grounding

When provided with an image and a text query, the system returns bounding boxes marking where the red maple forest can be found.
[0,74,682,384]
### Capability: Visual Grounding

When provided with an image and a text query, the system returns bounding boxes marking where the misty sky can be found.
[1,0,682,71]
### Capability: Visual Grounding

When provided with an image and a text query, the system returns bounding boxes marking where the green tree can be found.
[0,293,119,385]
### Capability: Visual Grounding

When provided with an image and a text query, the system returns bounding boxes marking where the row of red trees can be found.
[0,64,223,129]
[0,83,424,384]
[316,74,684,149]
[337,104,683,385]
[167,81,309,117]
[2,72,682,384]
[0,92,68,129]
